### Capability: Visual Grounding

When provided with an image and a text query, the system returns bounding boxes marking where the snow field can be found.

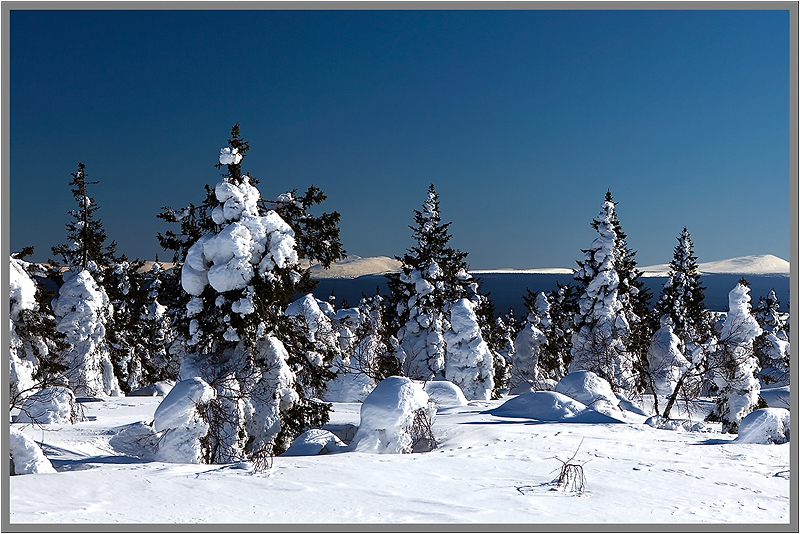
[9,394,790,525]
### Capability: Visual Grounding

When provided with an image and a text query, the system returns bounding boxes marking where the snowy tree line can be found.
[9,125,790,466]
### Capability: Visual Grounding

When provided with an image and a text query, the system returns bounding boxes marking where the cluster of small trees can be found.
[9,125,791,467]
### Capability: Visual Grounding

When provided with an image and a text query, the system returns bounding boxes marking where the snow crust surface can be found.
[9,393,790,524]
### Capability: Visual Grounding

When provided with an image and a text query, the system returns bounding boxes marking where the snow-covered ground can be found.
[9,393,790,525]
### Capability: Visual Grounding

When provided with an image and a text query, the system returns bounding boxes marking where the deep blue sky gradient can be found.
[10,9,791,269]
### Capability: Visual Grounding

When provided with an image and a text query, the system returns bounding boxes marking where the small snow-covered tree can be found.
[653,227,712,349]
[9,252,68,410]
[707,282,763,433]
[444,298,495,400]
[157,124,344,460]
[646,316,691,398]
[350,291,401,382]
[752,289,790,383]
[570,197,638,393]
[49,163,121,397]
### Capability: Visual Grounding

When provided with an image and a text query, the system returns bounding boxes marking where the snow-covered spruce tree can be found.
[653,227,712,348]
[511,292,548,390]
[137,261,180,385]
[570,196,638,393]
[351,291,402,382]
[543,282,579,378]
[386,184,494,399]
[707,282,763,433]
[9,251,68,410]
[286,294,374,402]
[157,124,344,460]
[646,316,691,398]
[600,191,653,391]
[49,163,121,397]
[753,289,790,382]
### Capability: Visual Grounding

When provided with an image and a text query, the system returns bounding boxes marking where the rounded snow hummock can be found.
[424,381,469,406]
[283,429,348,456]
[555,371,620,416]
[489,391,624,424]
[735,408,790,445]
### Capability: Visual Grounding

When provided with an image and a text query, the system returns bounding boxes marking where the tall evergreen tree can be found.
[386,184,474,380]
[653,227,711,348]
[49,163,121,396]
[570,196,639,393]
[386,184,494,398]
[156,124,344,460]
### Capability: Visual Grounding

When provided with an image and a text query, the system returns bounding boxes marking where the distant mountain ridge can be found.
[308,254,790,279]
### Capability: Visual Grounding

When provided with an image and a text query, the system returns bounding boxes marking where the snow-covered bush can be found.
[424,380,468,406]
[9,427,56,475]
[16,387,84,425]
[734,408,790,445]
[52,268,120,397]
[555,371,620,417]
[352,376,434,454]
[152,377,215,463]
[443,298,495,400]
[283,429,348,456]
[708,283,763,433]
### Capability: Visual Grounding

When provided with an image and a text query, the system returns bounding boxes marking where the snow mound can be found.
[108,422,160,458]
[735,408,790,445]
[283,429,348,456]
[352,376,432,454]
[424,381,469,406]
[152,378,215,463]
[16,387,83,424]
[555,371,620,417]
[645,415,710,432]
[489,391,624,423]
[129,381,175,397]
[9,427,56,475]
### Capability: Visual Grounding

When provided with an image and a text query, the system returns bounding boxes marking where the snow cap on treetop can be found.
[219,146,243,166]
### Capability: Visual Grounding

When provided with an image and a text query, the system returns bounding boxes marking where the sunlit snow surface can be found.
[10,395,790,525]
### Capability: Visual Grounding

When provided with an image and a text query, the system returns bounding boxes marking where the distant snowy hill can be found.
[309,254,789,279]
[638,254,790,277]
[308,256,402,279]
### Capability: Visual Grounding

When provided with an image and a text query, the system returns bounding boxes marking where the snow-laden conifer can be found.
[386,185,471,380]
[570,197,637,392]
[708,283,763,433]
[444,298,495,400]
[646,316,691,397]
[386,185,495,398]
[653,227,711,349]
[157,124,342,461]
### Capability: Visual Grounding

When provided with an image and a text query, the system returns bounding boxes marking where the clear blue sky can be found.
[9,8,791,270]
